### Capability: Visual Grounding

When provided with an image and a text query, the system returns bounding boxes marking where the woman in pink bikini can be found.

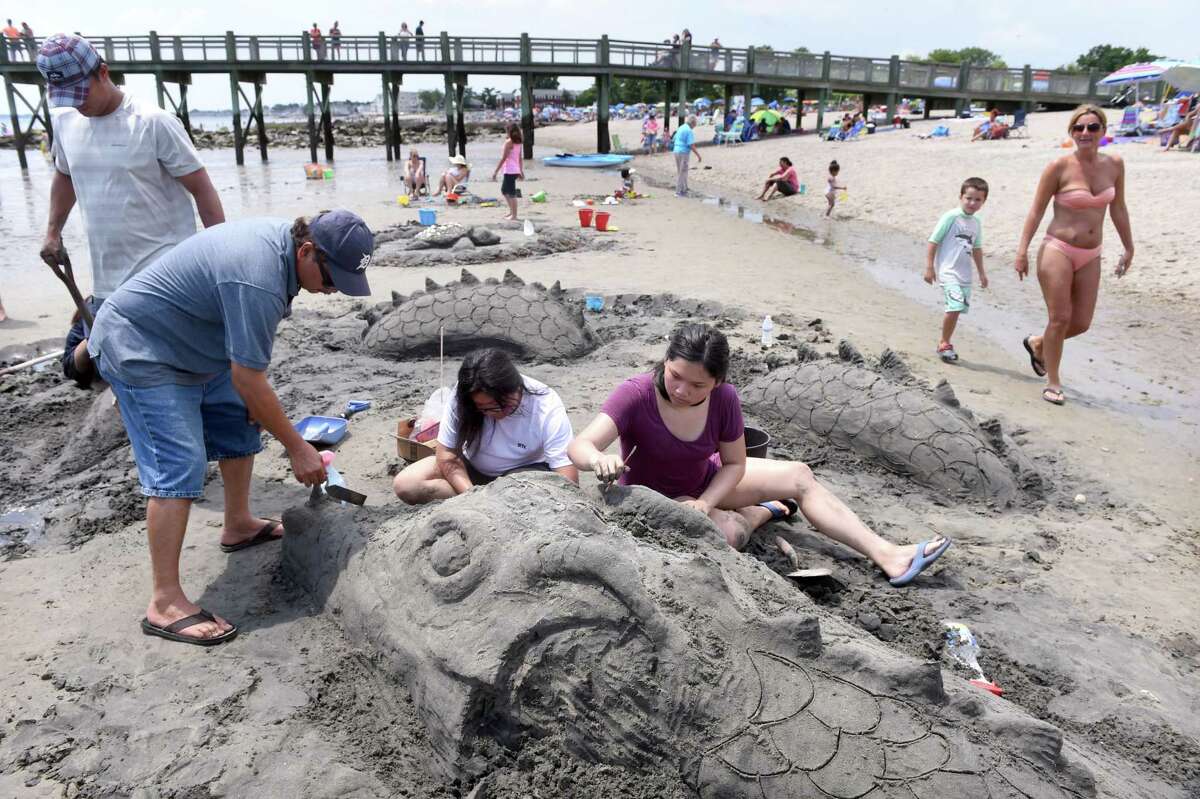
[1015,105,1135,405]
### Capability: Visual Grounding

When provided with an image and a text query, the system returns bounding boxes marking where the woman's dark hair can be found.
[508,126,523,144]
[654,323,730,399]
[828,160,840,175]
[453,348,543,452]
[779,156,793,167]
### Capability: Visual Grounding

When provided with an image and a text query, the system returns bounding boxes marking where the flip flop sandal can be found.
[141,610,238,647]
[1023,336,1047,377]
[759,499,799,520]
[889,538,953,586]
[220,519,283,553]
[1042,387,1066,406]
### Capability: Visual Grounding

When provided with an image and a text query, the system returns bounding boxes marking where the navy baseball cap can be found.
[37,34,101,108]
[310,209,374,296]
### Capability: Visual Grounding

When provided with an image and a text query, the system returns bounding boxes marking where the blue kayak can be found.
[542,153,634,168]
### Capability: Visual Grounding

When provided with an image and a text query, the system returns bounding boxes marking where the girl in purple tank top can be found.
[568,324,953,587]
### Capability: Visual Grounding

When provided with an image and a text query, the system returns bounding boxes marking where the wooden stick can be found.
[0,349,66,376]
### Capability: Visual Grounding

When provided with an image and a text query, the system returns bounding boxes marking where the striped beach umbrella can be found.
[1097,61,1180,86]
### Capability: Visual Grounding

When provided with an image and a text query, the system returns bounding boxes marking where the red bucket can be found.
[578,208,594,227]
[594,211,611,232]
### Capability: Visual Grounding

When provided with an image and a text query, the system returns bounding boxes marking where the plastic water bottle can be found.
[943,622,985,678]
[760,315,775,347]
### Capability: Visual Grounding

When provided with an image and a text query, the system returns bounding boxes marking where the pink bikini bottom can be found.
[1043,235,1101,271]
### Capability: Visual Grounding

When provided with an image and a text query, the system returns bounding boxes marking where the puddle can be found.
[0,507,47,549]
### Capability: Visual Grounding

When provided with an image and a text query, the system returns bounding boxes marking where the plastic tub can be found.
[578,208,594,227]
[295,415,349,445]
[744,426,771,459]
[594,211,611,232]
[419,208,438,226]
[585,294,604,311]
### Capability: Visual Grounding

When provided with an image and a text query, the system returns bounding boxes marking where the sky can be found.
[11,0,1196,110]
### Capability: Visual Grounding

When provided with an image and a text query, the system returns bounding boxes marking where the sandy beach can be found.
[1,117,1198,797]
[538,110,1198,312]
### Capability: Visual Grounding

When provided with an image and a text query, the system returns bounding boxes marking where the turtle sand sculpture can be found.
[361,268,599,360]
[741,355,1042,506]
[282,473,1098,797]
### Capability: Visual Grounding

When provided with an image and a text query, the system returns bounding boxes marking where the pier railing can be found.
[1,32,1097,102]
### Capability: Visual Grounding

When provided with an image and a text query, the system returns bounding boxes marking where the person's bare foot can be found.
[877,535,948,579]
[219,517,283,549]
[146,592,233,640]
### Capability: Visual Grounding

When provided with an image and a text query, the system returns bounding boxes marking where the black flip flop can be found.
[141,610,238,647]
[1023,336,1047,377]
[759,499,799,520]
[220,519,283,553]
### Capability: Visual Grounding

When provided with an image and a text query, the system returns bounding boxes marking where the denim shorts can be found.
[103,369,264,498]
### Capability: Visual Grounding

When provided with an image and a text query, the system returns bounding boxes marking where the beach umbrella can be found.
[750,96,766,107]
[693,97,711,108]
[1097,60,1181,86]
[768,100,779,109]
[750,108,781,126]
[781,96,797,105]
[1162,62,1200,92]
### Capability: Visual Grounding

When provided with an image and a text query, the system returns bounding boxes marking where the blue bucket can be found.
[585,294,604,312]
[418,208,437,226]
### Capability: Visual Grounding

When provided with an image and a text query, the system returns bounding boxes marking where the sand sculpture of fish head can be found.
[361,268,599,361]
[282,472,1095,797]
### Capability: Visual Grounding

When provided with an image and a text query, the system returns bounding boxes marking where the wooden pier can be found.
[1,31,1102,169]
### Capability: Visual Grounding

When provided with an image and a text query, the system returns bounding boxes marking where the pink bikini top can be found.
[1054,186,1115,209]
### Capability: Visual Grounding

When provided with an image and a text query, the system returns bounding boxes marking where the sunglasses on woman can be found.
[1071,122,1103,133]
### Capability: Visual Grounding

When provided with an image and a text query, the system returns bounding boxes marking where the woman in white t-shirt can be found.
[393,348,579,504]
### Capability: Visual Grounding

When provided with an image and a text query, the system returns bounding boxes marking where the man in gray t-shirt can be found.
[36,34,224,388]
[88,210,374,647]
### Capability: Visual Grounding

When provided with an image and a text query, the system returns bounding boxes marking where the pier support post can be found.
[677,76,688,127]
[443,73,456,157]
[390,77,402,156]
[155,73,167,111]
[1022,64,1034,112]
[596,73,610,153]
[381,73,394,162]
[723,84,733,124]
[519,73,534,159]
[817,87,829,132]
[454,77,467,157]
[3,76,26,170]
[38,83,52,151]
[229,70,245,166]
[320,80,334,162]
[304,72,319,163]
[253,79,268,162]
[662,81,671,141]
[886,55,900,122]
[795,89,804,131]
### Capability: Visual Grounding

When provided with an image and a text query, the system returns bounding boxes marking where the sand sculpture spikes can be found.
[282,473,1094,798]
[741,360,1042,506]
[361,268,599,360]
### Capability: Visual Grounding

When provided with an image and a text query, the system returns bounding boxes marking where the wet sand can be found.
[1,139,1198,797]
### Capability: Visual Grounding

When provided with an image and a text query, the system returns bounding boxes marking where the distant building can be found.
[499,88,575,107]
[371,91,421,114]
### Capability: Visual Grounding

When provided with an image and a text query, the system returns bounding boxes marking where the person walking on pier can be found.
[3,19,22,60]
[397,22,412,60]
[36,34,224,389]
[20,22,35,60]
[672,114,701,197]
[415,21,425,60]
[329,21,341,60]
[309,23,325,61]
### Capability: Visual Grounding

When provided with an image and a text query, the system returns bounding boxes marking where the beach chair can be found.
[711,120,724,144]
[717,119,744,145]
[1145,102,1181,132]
[1114,106,1141,137]
[611,134,628,154]
[840,120,865,141]
[1009,109,1029,138]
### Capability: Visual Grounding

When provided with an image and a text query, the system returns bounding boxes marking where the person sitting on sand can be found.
[757,156,799,201]
[972,109,1009,141]
[1160,105,1199,151]
[619,167,636,196]
[403,149,427,196]
[568,323,951,586]
[434,154,471,196]
[393,348,578,504]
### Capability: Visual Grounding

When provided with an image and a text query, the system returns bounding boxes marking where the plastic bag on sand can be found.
[414,386,453,442]
[523,219,536,237]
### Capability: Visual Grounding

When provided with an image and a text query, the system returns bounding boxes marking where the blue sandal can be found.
[889,538,952,586]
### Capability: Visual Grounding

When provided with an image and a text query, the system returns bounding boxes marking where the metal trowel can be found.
[776,536,833,579]
[307,451,367,507]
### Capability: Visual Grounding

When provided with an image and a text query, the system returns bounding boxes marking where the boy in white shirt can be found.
[393,348,578,503]
[924,177,989,362]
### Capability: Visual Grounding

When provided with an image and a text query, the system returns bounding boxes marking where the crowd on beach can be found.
[2,32,1138,647]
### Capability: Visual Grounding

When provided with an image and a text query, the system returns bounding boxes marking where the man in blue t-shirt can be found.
[672,113,702,196]
[88,209,374,647]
